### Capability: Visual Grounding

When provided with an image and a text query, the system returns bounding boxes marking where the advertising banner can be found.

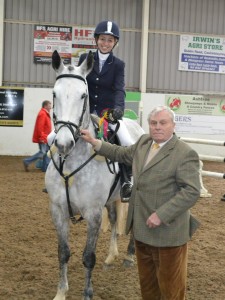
[34,25,72,63]
[0,88,24,127]
[179,35,225,74]
[71,27,96,65]
[165,94,225,135]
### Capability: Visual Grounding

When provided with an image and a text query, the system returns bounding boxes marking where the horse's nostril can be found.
[55,139,58,148]
[53,138,74,155]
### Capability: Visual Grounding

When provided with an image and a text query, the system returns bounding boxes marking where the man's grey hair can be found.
[147,106,175,123]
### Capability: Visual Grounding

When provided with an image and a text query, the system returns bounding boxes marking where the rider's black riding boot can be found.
[119,164,133,203]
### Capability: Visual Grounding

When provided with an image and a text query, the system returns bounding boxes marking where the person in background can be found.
[78,20,134,202]
[23,100,52,172]
[80,105,201,300]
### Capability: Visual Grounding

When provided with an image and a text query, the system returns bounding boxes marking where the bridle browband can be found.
[56,73,86,83]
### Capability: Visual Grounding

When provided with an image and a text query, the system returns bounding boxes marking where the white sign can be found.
[175,114,225,135]
[33,25,72,63]
[71,27,96,65]
[165,94,225,135]
[179,35,225,74]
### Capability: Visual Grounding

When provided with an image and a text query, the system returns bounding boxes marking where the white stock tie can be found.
[99,59,106,72]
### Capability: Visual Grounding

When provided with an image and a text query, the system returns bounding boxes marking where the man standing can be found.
[23,100,52,172]
[81,105,200,300]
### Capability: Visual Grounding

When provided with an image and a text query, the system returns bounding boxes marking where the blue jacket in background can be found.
[79,51,126,116]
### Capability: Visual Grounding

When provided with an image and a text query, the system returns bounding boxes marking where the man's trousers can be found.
[135,240,188,300]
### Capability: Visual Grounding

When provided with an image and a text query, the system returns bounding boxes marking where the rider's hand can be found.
[107,108,123,123]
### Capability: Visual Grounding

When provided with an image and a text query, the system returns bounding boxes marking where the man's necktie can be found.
[144,143,160,167]
[152,143,160,150]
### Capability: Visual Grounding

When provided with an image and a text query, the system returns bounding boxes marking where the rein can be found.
[50,149,97,224]
[51,73,120,224]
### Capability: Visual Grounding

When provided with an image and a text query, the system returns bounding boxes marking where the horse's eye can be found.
[53,91,56,98]
[81,93,86,99]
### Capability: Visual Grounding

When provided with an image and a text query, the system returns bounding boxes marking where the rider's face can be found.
[96,34,117,53]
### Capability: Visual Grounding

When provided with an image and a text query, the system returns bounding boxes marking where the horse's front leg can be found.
[82,211,102,300]
[51,204,70,300]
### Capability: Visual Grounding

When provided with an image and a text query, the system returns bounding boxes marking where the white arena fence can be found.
[180,137,225,198]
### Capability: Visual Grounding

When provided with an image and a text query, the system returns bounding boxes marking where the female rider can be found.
[78,20,133,202]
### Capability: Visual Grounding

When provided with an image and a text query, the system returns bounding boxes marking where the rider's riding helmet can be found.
[94,20,120,40]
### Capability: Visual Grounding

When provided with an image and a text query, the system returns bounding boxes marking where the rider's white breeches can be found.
[109,120,134,146]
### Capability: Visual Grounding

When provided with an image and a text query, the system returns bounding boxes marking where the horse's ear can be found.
[79,51,94,76]
[52,50,64,72]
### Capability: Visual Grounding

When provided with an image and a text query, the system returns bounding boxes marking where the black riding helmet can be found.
[94,20,120,40]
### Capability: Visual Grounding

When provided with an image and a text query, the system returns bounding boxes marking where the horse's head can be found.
[52,50,94,155]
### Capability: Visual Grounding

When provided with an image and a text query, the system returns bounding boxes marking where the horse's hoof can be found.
[123,258,134,268]
[83,288,93,300]
[104,253,118,266]
[83,296,92,300]
[103,263,114,270]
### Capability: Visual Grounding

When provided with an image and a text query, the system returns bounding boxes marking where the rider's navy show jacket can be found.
[78,51,126,116]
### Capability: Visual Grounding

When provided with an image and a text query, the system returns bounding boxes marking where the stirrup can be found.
[120,181,132,203]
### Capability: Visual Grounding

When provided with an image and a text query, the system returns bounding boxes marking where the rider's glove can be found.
[106,108,123,124]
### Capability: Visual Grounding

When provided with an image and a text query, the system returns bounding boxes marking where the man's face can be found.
[149,110,175,143]
[45,102,52,113]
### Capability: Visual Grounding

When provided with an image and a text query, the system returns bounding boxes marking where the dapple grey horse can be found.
[45,50,144,300]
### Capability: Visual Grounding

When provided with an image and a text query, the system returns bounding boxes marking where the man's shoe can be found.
[42,188,48,193]
[23,160,28,172]
[120,181,133,203]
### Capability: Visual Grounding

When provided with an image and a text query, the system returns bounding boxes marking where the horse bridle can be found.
[53,74,88,142]
[51,73,91,224]
[51,73,121,224]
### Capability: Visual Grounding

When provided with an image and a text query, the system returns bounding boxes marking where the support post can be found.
[199,161,212,198]
[0,0,4,86]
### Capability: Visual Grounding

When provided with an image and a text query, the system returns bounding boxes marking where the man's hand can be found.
[146,212,162,228]
[80,129,98,146]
